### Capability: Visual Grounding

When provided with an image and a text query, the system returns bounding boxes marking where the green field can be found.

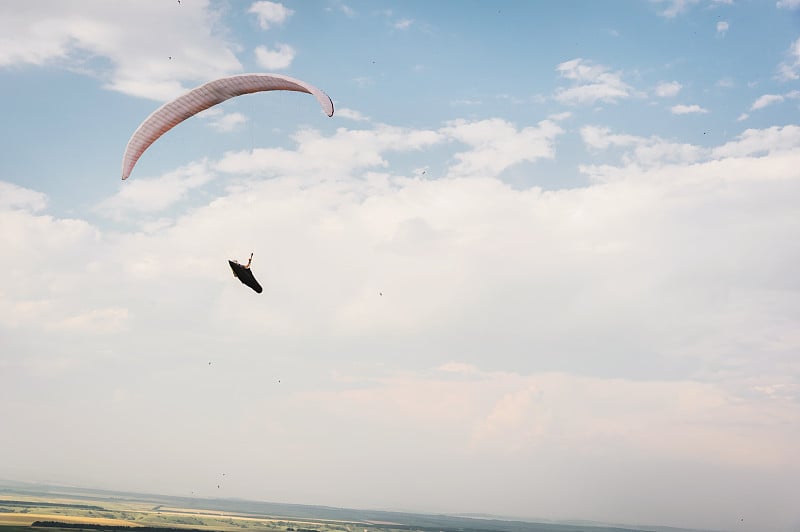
[0,482,709,532]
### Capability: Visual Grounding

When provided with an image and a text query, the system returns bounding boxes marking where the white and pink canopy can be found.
[121,73,334,180]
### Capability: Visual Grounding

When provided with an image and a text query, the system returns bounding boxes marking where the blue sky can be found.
[1,1,800,531]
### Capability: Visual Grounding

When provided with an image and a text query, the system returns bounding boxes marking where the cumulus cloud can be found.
[670,103,709,114]
[548,111,572,121]
[131,122,800,385]
[654,0,701,17]
[472,384,545,451]
[325,2,356,17]
[208,111,248,132]
[0,184,106,334]
[716,20,729,36]
[778,37,800,81]
[580,124,800,180]
[580,125,641,150]
[554,58,636,105]
[654,0,731,17]
[254,43,295,69]
[311,367,799,469]
[437,361,480,375]
[654,81,682,98]
[3,118,800,532]
[0,1,242,101]
[353,76,373,88]
[777,0,800,8]
[49,307,129,335]
[751,94,785,110]
[449,98,482,106]
[581,125,704,167]
[215,118,562,182]
[248,1,294,30]
[441,119,563,178]
[581,125,800,170]
[0,181,48,212]
[749,91,800,111]
[289,366,799,530]
[711,124,800,157]
[394,18,413,30]
[216,124,445,178]
[95,161,215,220]
[336,108,371,122]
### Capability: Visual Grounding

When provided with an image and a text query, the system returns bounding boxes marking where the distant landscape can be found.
[0,481,715,532]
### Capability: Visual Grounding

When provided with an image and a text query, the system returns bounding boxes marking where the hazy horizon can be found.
[0,478,721,532]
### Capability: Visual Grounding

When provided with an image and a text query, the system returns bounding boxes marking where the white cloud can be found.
[326,3,356,17]
[548,111,572,121]
[0,185,106,334]
[670,103,709,114]
[580,126,641,150]
[496,93,526,105]
[49,307,129,335]
[296,366,800,529]
[655,0,700,18]
[394,18,413,30]
[737,112,749,121]
[442,119,563,178]
[711,124,800,158]
[0,181,48,212]
[336,108,370,122]
[437,361,480,375]
[716,77,734,88]
[554,58,636,105]
[654,80,682,98]
[95,161,215,220]
[208,112,248,132]
[305,366,799,465]
[581,126,704,168]
[580,124,800,180]
[4,119,800,531]
[471,384,544,452]
[716,20,729,36]
[449,98,482,106]
[751,93,785,110]
[254,43,295,70]
[654,0,731,17]
[777,0,800,8]
[752,383,798,400]
[215,117,561,187]
[750,91,800,111]
[353,76,374,88]
[248,1,294,30]
[216,125,445,178]
[0,1,242,101]
[777,37,800,80]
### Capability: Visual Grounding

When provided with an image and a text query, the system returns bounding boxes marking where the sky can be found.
[1,1,799,531]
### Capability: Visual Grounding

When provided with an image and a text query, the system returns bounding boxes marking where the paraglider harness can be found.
[229,253,262,293]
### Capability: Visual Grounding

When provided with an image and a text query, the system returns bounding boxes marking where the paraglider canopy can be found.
[121,73,334,180]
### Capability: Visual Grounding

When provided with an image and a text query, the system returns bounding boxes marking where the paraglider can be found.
[121,73,334,180]
[120,73,334,294]
[229,253,262,294]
